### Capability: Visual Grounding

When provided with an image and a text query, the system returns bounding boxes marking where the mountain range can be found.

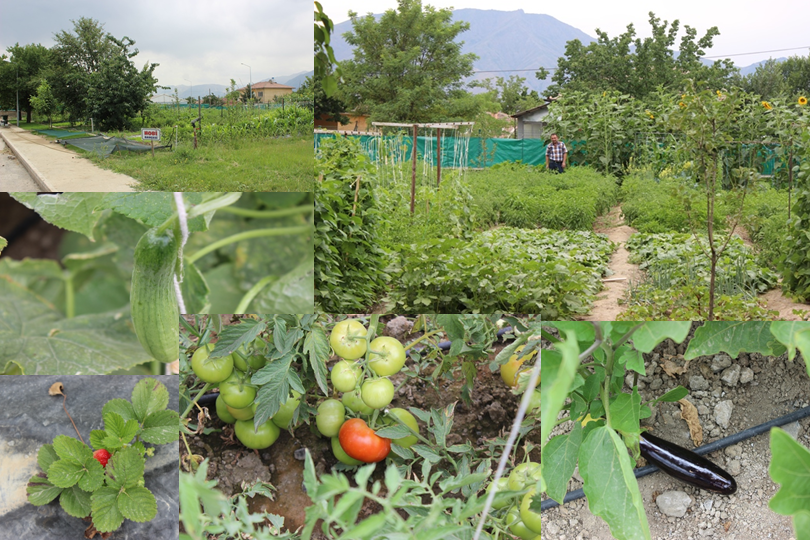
[331,8,779,94]
[161,70,313,99]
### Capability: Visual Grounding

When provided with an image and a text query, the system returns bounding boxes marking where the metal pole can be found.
[411,124,417,215]
[16,64,20,127]
[436,128,442,188]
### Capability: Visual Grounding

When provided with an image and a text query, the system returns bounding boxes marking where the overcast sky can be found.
[322,0,810,68]
[0,0,311,90]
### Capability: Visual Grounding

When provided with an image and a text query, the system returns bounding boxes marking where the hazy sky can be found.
[0,0,311,89]
[322,0,810,68]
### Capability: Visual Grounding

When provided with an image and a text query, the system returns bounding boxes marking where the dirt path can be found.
[729,223,810,320]
[583,206,640,321]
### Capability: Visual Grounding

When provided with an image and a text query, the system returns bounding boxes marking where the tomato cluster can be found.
[192,337,288,450]
[320,319,417,464]
[484,461,542,539]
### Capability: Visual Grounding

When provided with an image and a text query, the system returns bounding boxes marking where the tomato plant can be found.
[219,371,256,409]
[191,344,234,384]
[330,360,361,392]
[316,399,346,438]
[367,336,407,376]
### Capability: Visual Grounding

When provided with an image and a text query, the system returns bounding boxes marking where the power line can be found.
[702,45,810,58]
[469,46,810,74]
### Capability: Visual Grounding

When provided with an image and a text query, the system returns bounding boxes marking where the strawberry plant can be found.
[27,378,179,538]
[0,192,313,374]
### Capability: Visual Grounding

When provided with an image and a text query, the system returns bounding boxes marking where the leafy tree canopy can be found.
[339,0,477,122]
[540,12,738,98]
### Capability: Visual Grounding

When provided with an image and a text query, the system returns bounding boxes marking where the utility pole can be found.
[16,63,20,127]
[241,63,252,101]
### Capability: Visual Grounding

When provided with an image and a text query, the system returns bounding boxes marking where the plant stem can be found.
[182,383,213,419]
[219,204,312,219]
[403,330,442,351]
[234,275,276,313]
[186,225,312,264]
[601,343,615,428]
[64,274,75,319]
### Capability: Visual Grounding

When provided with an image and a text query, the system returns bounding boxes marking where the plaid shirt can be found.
[546,140,567,162]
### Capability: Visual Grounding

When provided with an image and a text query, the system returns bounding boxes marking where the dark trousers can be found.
[548,159,565,173]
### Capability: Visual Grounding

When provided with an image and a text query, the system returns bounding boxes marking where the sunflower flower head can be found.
[799,96,808,106]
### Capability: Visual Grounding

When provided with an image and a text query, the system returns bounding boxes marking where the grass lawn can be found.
[87,136,313,191]
[15,121,312,191]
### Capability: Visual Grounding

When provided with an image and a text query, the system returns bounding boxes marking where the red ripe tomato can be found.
[338,418,391,463]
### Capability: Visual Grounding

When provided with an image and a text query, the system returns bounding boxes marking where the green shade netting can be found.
[64,135,169,156]
[34,129,89,138]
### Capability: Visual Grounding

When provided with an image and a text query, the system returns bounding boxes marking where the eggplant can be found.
[639,431,737,495]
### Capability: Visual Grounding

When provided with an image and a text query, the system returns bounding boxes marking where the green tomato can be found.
[234,418,280,449]
[385,408,418,448]
[367,336,407,376]
[316,399,345,438]
[361,377,395,410]
[219,371,256,409]
[215,394,236,424]
[226,401,257,421]
[331,436,363,466]
[330,319,367,360]
[272,391,301,429]
[520,489,542,534]
[508,462,541,491]
[506,508,538,540]
[233,348,249,371]
[191,343,234,384]
[342,390,373,415]
[485,477,511,510]
[331,360,362,393]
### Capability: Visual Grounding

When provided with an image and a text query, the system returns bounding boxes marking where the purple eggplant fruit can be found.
[640,431,737,495]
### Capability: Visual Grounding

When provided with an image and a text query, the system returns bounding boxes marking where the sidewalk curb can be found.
[0,129,55,192]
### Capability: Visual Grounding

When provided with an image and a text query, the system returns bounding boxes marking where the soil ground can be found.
[182,317,540,537]
[583,205,810,320]
[541,324,810,540]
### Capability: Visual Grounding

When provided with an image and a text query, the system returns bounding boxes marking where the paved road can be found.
[0,126,137,192]
[0,138,39,191]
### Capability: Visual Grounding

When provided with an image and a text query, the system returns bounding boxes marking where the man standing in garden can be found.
[545,133,567,173]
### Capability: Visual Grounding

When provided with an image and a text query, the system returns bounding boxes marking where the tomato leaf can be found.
[303,326,330,396]
[210,318,266,359]
[579,426,652,540]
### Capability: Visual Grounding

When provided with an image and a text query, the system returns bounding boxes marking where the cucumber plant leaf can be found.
[10,192,107,240]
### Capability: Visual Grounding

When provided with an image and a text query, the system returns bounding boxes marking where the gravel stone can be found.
[711,354,733,372]
[739,367,754,384]
[727,459,741,476]
[690,375,710,391]
[656,490,692,517]
[782,421,801,439]
[714,400,733,428]
[720,364,741,387]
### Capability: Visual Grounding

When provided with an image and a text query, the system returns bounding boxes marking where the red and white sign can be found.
[142,128,161,141]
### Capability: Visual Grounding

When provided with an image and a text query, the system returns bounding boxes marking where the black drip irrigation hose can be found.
[541,404,810,512]
[195,326,516,411]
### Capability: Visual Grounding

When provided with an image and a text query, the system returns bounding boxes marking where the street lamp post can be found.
[241,63,252,101]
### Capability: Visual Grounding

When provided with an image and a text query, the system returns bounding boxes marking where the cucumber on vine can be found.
[130,227,180,363]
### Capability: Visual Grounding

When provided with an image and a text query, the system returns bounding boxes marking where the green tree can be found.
[0,43,52,123]
[470,75,542,115]
[541,12,737,98]
[29,79,59,127]
[314,72,348,125]
[49,18,159,129]
[339,0,477,122]
[734,58,789,101]
[314,1,342,97]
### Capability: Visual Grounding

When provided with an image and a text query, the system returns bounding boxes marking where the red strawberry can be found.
[93,449,111,467]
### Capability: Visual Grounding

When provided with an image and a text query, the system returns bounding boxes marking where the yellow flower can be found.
[762,101,773,110]
[716,90,722,97]
[679,101,686,108]
[800,96,808,106]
